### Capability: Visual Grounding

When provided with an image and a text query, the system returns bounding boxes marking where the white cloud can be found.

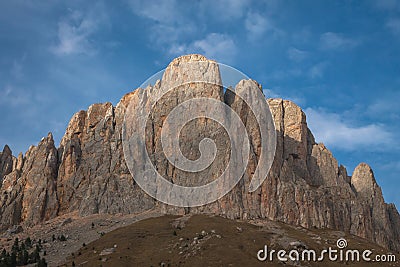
[379,161,400,171]
[287,47,308,62]
[207,0,250,19]
[245,11,283,41]
[128,0,179,23]
[0,85,31,106]
[245,12,270,39]
[305,107,394,151]
[126,0,255,61]
[128,0,198,57]
[309,62,328,79]
[386,18,400,36]
[52,3,109,55]
[192,33,237,62]
[129,0,249,23]
[368,97,399,114]
[366,92,400,120]
[320,32,359,50]
[169,33,238,63]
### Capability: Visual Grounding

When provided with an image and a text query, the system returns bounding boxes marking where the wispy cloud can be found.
[51,3,109,55]
[11,61,23,79]
[319,32,359,50]
[245,11,283,41]
[386,18,400,37]
[128,0,179,23]
[205,0,250,19]
[262,88,306,106]
[379,160,400,171]
[373,0,400,11]
[127,0,254,60]
[287,47,308,62]
[169,33,238,63]
[266,68,303,81]
[127,0,199,59]
[309,62,328,79]
[192,33,237,62]
[129,0,247,24]
[366,91,400,120]
[305,107,394,151]
[0,84,31,106]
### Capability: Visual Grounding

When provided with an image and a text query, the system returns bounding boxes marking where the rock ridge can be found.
[0,54,399,252]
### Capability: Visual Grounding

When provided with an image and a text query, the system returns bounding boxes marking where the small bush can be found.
[59,235,67,242]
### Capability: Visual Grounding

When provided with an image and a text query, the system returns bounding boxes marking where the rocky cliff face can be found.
[0,54,399,252]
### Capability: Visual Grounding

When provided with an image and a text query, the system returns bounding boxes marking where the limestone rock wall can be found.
[0,54,399,252]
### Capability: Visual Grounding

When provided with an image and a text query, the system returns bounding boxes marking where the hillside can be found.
[63,214,399,267]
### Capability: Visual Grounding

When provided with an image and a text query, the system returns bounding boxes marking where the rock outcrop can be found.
[0,54,399,252]
[0,145,14,183]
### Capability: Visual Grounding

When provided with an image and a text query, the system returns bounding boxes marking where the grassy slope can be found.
[62,215,400,267]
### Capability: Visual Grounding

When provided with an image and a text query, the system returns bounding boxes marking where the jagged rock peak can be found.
[2,144,12,156]
[41,132,54,143]
[161,54,222,91]
[169,54,215,65]
[15,152,24,171]
[0,145,14,182]
[351,162,378,196]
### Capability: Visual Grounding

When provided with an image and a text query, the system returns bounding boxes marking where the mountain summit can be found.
[0,54,399,252]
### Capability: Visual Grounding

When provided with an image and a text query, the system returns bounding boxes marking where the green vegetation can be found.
[0,237,47,267]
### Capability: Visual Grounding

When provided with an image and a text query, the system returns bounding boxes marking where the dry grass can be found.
[60,214,399,267]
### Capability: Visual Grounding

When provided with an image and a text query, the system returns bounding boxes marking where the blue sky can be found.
[1,0,399,207]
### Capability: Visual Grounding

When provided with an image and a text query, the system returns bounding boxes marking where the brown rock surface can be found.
[0,54,399,252]
[0,145,14,183]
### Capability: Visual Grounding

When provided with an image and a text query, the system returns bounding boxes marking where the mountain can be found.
[0,54,399,253]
